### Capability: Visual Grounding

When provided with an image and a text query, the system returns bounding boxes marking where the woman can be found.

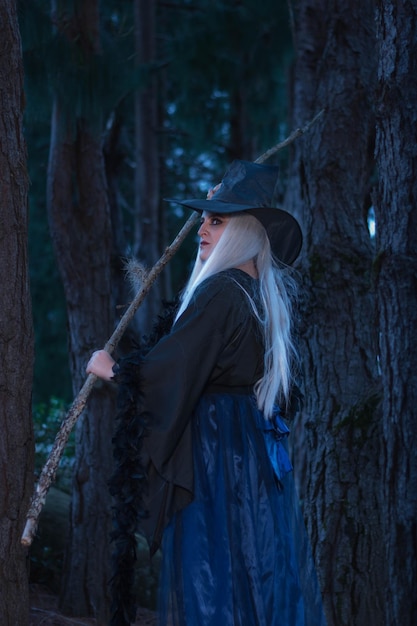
[87,160,326,626]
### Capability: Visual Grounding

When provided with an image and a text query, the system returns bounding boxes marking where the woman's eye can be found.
[200,215,224,227]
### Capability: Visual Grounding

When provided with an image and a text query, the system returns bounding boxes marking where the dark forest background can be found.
[1,1,416,625]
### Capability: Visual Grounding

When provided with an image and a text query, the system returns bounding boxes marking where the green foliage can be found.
[30,394,73,590]
[33,397,75,493]
[26,122,72,404]
[161,0,293,157]
[21,0,294,403]
[19,0,138,132]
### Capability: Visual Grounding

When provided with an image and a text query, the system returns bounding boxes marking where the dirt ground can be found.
[29,584,158,626]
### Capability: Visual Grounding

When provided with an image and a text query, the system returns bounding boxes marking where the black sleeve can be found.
[138,272,246,489]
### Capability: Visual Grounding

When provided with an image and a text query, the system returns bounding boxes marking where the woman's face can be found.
[197,211,230,261]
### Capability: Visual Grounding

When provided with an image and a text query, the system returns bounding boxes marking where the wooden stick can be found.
[21,109,324,547]
[21,212,199,547]
[255,109,325,164]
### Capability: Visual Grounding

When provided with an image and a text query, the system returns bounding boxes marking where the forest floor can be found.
[29,584,158,626]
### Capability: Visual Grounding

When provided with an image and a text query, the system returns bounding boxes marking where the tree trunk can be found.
[133,0,162,335]
[374,2,417,623]
[285,2,385,624]
[46,1,115,620]
[229,84,252,161]
[0,2,34,623]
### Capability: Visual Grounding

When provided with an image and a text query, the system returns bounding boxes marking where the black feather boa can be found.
[108,302,178,626]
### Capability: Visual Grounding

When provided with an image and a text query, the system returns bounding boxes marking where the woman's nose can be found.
[198,221,207,236]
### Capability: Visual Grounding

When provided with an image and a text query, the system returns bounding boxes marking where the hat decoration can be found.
[166,160,302,265]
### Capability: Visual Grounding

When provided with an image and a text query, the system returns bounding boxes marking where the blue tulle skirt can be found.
[158,393,326,626]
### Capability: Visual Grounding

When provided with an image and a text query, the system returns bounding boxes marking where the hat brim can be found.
[165,198,302,266]
[165,197,259,214]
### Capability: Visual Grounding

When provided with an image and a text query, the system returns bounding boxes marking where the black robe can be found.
[109,268,264,624]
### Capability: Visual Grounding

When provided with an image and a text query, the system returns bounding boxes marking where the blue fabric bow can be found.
[263,409,293,481]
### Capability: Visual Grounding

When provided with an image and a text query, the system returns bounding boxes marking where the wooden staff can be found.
[21,212,198,547]
[254,109,325,163]
[21,109,324,547]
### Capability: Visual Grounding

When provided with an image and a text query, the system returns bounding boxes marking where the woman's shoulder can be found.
[197,268,256,294]
[191,269,256,314]
[172,269,257,333]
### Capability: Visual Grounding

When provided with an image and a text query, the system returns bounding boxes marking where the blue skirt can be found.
[158,393,326,626]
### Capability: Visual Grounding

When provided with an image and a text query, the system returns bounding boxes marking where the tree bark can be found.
[0,1,34,623]
[374,1,417,623]
[46,1,115,620]
[285,1,385,624]
[133,0,162,335]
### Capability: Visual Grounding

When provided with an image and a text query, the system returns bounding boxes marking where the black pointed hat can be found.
[166,160,302,265]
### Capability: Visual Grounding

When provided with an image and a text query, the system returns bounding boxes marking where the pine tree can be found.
[374,1,417,623]
[284,1,385,623]
[0,1,34,623]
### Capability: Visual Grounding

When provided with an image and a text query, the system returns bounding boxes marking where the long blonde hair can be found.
[175,213,297,419]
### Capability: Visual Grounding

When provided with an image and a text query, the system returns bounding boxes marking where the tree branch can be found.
[255,108,325,163]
